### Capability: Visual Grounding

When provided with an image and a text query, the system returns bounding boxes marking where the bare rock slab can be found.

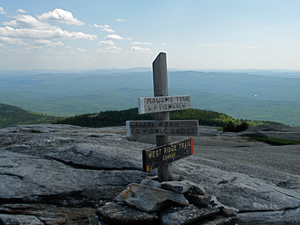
[0,214,44,225]
[237,207,300,225]
[44,142,142,170]
[0,203,96,224]
[196,216,238,225]
[174,159,300,212]
[97,202,158,224]
[0,150,145,206]
[160,204,220,225]
[116,183,189,212]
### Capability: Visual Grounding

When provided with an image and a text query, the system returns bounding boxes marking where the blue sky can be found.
[1,0,300,70]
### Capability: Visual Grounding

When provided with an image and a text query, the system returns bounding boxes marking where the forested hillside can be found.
[54,108,277,128]
[0,103,62,127]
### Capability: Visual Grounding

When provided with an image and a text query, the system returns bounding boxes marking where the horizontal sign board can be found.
[138,95,191,114]
[142,138,193,172]
[126,120,199,136]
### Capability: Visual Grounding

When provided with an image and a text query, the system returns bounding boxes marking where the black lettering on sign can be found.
[142,138,194,172]
[138,96,191,114]
[126,120,199,136]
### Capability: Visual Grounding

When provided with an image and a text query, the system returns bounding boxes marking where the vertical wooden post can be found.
[152,52,172,182]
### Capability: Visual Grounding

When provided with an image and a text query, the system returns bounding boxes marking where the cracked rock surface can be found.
[1,124,300,224]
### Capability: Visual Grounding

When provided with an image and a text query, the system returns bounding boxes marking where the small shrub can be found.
[223,121,249,132]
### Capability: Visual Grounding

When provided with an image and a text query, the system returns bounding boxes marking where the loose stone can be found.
[141,179,161,189]
[116,183,189,212]
[184,193,212,207]
[161,180,191,193]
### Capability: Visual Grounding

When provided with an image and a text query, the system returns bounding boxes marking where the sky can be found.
[1,0,300,70]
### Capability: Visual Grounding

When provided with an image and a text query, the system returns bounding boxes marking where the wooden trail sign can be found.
[126,120,199,136]
[142,138,193,172]
[138,95,191,114]
[128,52,196,181]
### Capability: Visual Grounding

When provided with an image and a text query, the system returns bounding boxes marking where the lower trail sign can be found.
[142,138,193,172]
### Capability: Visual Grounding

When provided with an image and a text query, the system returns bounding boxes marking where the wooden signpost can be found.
[127,52,197,182]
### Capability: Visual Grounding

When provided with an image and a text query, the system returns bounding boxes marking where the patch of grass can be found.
[249,135,300,145]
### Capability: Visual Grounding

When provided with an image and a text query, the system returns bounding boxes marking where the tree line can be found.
[53,107,279,129]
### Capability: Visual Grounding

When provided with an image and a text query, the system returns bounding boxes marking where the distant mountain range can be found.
[1,69,300,126]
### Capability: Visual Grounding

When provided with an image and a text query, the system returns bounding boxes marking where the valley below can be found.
[1,123,300,224]
[2,69,300,126]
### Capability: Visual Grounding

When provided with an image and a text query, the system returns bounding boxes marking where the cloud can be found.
[98,46,122,53]
[0,14,97,41]
[102,27,114,33]
[106,34,123,40]
[130,46,151,53]
[34,39,64,48]
[94,24,114,33]
[0,7,6,14]
[197,43,258,49]
[94,24,107,28]
[17,9,26,13]
[3,15,56,30]
[197,43,226,47]
[0,36,27,45]
[77,47,86,52]
[0,25,97,40]
[131,41,152,45]
[37,8,85,26]
[98,40,114,46]
[240,46,258,49]
[36,56,52,59]
[106,34,132,40]
[0,43,4,47]
[116,19,127,22]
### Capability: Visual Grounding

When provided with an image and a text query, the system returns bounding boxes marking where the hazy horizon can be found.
[1,1,300,71]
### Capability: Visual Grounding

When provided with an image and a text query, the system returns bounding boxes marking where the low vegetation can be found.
[222,121,250,132]
[249,135,300,145]
[0,103,63,127]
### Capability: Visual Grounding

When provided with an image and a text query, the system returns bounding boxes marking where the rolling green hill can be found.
[0,103,280,129]
[0,103,63,127]
[54,108,278,128]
